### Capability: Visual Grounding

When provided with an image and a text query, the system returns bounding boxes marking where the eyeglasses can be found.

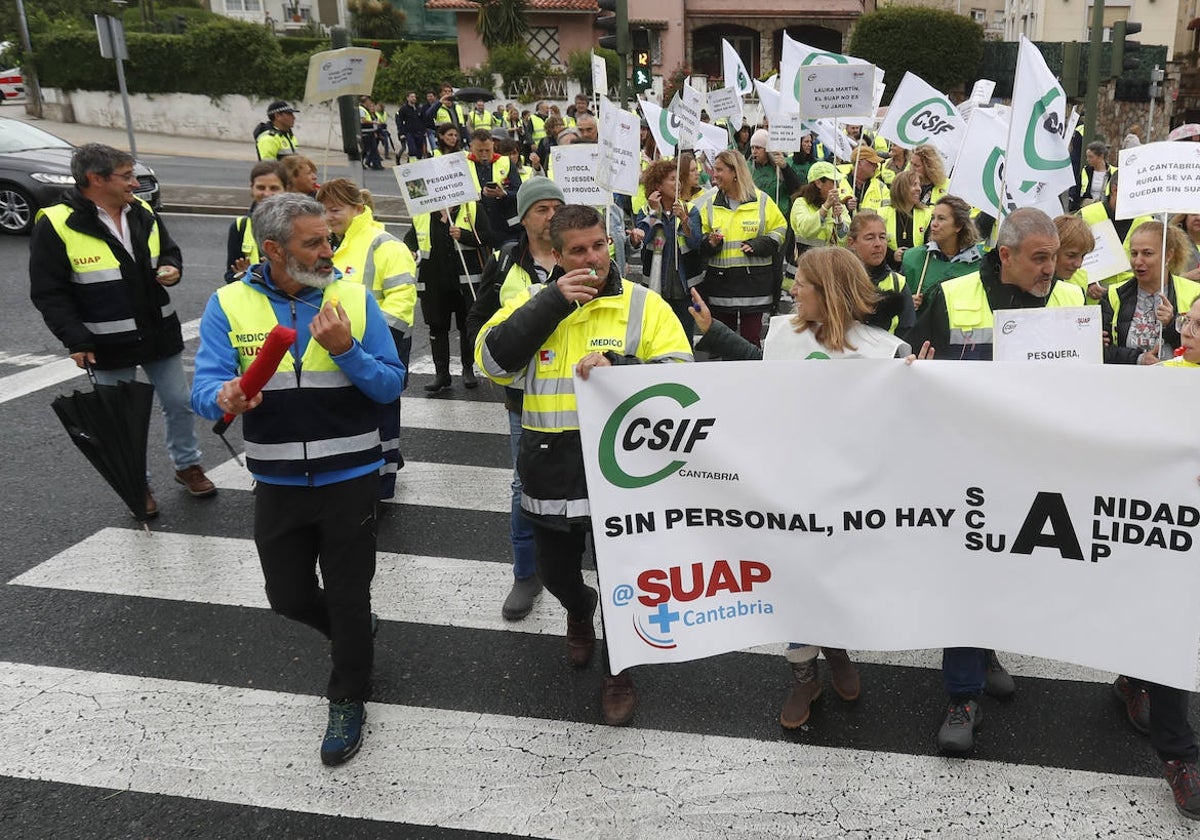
[1177,315,1199,335]
[107,170,138,183]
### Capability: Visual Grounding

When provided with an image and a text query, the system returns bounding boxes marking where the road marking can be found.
[8,528,1117,684]
[0,351,62,367]
[401,396,507,435]
[0,661,1184,839]
[0,319,201,406]
[206,458,513,512]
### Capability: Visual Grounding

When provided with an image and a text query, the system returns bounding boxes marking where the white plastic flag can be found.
[722,39,754,96]
[1007,36,1075,196]
[640,97,679,155]
[876,72,966,171]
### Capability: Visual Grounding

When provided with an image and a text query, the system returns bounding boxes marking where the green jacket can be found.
[901,243,983,296]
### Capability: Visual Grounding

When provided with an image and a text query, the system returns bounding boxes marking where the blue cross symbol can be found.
[648,602,680,634]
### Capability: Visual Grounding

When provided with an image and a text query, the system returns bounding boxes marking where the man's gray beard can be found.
[287,254,334,289]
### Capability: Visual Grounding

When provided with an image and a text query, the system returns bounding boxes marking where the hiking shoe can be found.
[601,672,636,726]
[131,488,159,520]
[320,699,365,767]
[1112,675,1151,735]
[1165,760,1200,819]
[937,700,982,754]
[565,587,598,667]
[822,647,861,702]
[501,576,543,621]
[984,651,1016,701]
[780,659,822,729]
[174,464,217,498]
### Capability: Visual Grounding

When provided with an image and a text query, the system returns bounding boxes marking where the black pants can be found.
[254,472,378,702]
[531,520,614,674]
[1131,677,1198,763]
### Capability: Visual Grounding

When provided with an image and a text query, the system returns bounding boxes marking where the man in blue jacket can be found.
[191,193,404,767]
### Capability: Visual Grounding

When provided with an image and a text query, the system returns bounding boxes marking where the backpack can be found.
[252,121,272,141]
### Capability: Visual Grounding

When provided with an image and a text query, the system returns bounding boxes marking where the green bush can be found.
[566,47,619,93]
[373,42,464,103]
[484,43,543,84]
[848,6,984,101]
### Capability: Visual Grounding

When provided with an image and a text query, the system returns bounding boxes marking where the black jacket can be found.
[30,189,184,369]
[1100,277,1186,364]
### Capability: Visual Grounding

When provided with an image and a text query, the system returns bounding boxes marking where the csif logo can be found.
[897,98,957,145]
[598,383,715,489]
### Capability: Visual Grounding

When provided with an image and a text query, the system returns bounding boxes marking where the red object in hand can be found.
[213,324,297,434]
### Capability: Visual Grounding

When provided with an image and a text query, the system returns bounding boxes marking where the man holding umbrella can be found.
[30,143,216,518]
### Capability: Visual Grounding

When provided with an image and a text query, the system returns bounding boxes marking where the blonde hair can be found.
[911,145,946,188]
[1130,221,1190,277]
[1054,214,1095,254]
[714,149,758,203]
[316,178,375,213]
[790,247,881,352]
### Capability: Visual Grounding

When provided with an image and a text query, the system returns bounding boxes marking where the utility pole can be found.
[13,0,42,118]
[1083,0,1104,142]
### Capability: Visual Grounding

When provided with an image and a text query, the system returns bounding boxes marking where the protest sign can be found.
[799,63,875,120]
[677,84,705,146]
[596,98,641,196]
[779,33,867,114]
[1082,217,1132,282]
[707,86,742,124]
[304,48,381,103]
[591,52,607,97]
[992,306,1103,364]
[767,113,803,152]
[576,361,1200,688]
[394,152,477,216]
[1116,141,1200,219]
[551,145,606,206]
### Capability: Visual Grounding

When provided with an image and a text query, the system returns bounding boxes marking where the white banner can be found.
[799,63,876,120]
[1082,217,1132,282]
[876,72,966,171]
[707,86,742,123]
[1007,36,1075,196]
[550,145,607,206]
[596,97,641,196]
[394,152,478,216]
[303,48,381,103]
[991,306,1103,364]
[591,51,607,97]
[722,39,754,96]
[639,97,679,156]
[805,118,859,163]
[1116,141,1200,219]
[576,362,1200,688]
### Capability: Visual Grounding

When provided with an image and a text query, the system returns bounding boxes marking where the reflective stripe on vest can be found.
[698,192,777,269]
[943,272,1084,345]
[412,204,479,286]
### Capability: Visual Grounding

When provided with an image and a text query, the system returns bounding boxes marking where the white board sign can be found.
[393,152,479,216]
[799,63,875,120]
[304,48,382,103]
[1081,218,1132,283]
[1116,141,1200,219]
[992,305,1102,364]
[551,145,607,207]
[707,86,742,123]
[596,98,641,196]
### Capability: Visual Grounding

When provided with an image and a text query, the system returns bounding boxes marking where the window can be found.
[225,0,262,11]
[526,27,559,65]
[970,8,986,23]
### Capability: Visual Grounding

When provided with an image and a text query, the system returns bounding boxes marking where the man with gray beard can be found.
[190,193,405,767]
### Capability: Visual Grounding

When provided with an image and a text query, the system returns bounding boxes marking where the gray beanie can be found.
[516,177,566,220]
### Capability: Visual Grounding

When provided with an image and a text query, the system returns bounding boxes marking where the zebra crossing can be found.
[5,385,1199,838]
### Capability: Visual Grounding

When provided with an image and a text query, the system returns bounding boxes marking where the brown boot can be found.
[822,647,861,702]
[601,672,636,726]
[565,587,598,667]
[780,659,822,729]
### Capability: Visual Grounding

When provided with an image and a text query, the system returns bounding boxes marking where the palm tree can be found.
[473,0,529,49]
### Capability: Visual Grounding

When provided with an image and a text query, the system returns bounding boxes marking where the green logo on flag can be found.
[1023,89,1070,171]
[897,97,956,146]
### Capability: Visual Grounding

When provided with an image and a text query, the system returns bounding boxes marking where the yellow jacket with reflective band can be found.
[879,204,932,253]
[256,129,297,160]
[331,206,417,334]
[466,109,498,131]
[234,215,259,265]
[216,279,380,478]
[468,154,512,192]
[1106,275,1200,336]
[38,199,171,342]
[942,271,1085,347]
[790,197,846,248]
[694,188,787,309]
[835,168,889,213]
[410,203,482,287]
[1162,357,1200,367]
[528,113,547,142]
[1079,201,1108,226]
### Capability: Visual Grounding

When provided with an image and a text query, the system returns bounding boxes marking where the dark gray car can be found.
[0,117,159,234]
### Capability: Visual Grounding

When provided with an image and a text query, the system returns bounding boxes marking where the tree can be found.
[347,0,407,40]
[848,6,984,101]
[472,0,528,50]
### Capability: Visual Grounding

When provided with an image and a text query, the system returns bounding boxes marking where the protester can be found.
[432,123,461,158]
[466,128,521,245]
[256,100,299,160]
[846,210,916,335]
[1174,213,1200,279]
[791,161,849,252]
[191,193,403,766]
[879,170,930,268]
[880,143,908,185]
[733,123,752,159]
[30,143,216,517]
[465,177,565,622]
[909,144,948,207]
[225,160,288,285]
[1162,297,1200,367]
[476,205,692,726]
[1052,214,1100,301]
[529,115,564,174]
[397,91,427,162]
[358,96,383,171]
[1071,141,1116,213]
[466,99,498,133]
[839,145,888,214]
[631,158,705,341]
[789,132,822,183]
[1100,221,1200,365]
[429,83,468,148]
[318,179,417,499]
[901,195,982,309]
[282,155,319,197]
[747,129,802,218]
[694,149,787,347]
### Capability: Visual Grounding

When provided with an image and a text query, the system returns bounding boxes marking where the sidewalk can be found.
[5,103,410,221]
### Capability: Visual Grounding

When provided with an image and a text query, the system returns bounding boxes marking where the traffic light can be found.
[1111,20,1141,76]
[596,0,627,56]
[631,27,652,92]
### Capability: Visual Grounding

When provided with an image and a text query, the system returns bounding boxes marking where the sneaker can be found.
[601,672,636,726]
[565,586,598,667]
[984,651,1016,701]
[1165,760,1200,820]
[501,576,543,621]
[1112,675,1151,735]
[174,464,217,498]
[320,699,365,767]
[936,699,982,754]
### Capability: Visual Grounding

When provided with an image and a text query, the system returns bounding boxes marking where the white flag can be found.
[805,118,858,162]
[591,51,607,97]
[950,107,1061,220]
[694,120,732,158]
[876,72,966,171]
[639,97,679,156]
[1007,36,1075,196]
[722,39,753,97]
[754,78,781,118]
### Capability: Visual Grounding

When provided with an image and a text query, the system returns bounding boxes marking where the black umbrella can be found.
[51,369,155,524]
[453,87,494,103]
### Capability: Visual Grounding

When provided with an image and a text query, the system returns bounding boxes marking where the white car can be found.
[0,67,23,101]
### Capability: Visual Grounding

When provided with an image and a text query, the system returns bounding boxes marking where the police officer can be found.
[256,100,300,160]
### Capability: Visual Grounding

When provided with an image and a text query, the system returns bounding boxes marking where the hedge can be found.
[848,7,984,102]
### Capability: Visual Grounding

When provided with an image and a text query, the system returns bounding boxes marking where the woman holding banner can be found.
[694,150,787,347]
[687,247,925,729]
[909,145,948,208]
[879,171,931,270]
[1100,222,1200,365]
[901,195,981,310]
